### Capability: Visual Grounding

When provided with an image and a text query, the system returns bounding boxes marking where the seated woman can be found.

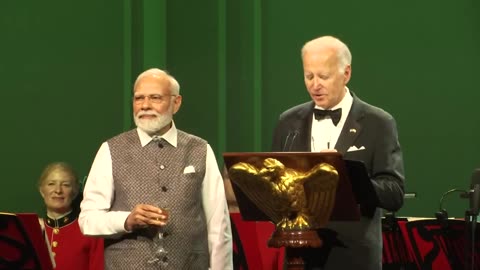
[38,162,104,270]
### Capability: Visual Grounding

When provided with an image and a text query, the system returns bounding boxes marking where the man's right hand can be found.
[124,204,169,231]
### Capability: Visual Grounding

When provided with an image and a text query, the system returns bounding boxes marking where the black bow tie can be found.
[314,108,342,126]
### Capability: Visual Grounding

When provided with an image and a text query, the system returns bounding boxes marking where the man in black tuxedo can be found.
[271,36,405,270]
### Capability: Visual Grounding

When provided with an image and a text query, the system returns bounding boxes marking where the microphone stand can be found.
[464,209,477,270]
[437,188,474,269]
[465,180,480,270]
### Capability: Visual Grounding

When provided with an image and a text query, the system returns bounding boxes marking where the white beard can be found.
[134,110,173,135]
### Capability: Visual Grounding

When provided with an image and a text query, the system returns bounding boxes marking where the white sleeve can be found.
[79,142,131,237]
[202,144,233,270]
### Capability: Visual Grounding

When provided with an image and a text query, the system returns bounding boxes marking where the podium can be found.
[0,212,54,270]
[224,152,375,270]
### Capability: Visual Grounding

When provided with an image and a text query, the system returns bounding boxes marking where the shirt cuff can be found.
[110,211,132,233]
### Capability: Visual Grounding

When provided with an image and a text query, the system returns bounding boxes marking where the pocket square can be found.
[183,165,196,174]
[347,145,365,152]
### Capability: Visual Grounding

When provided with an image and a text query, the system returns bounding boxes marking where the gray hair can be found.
[301,36,352,72]
[134,68,180,95]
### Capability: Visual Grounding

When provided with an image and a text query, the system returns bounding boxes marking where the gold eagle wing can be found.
[228,162,287,223]
[302,163,339,229]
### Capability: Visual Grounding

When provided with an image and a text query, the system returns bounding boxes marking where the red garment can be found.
[44,218,104,270]
[230,213,284,270]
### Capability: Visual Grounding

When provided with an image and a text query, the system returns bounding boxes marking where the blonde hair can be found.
[38,162,80,197]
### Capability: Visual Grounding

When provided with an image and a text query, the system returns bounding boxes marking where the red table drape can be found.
[231,213,479,270]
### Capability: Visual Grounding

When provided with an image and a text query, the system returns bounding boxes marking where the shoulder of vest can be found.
[108,129,137,142]
[177,129,207,145]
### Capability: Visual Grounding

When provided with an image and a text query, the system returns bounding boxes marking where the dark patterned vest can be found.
[104,129,209,270]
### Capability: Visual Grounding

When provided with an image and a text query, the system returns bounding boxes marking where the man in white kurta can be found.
[79,68,232,270]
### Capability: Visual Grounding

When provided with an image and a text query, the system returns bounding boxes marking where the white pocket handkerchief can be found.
[347,145,366,152]
[183,165,196,174]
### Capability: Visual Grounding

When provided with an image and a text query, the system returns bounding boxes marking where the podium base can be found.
[269,229,323,270]
[268,229,323,248]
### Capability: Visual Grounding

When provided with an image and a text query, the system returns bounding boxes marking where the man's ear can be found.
[343,65,352,84]
[173,95,182,114]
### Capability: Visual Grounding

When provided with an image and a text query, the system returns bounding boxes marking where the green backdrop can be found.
[1,0,479,219]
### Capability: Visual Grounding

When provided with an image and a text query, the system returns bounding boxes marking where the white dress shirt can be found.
[311,87,353,151]
[79,122,233,269]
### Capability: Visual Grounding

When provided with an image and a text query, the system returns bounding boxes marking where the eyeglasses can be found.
[133,94,176,104]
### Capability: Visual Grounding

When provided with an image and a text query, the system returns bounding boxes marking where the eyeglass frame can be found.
[132,94,177,104]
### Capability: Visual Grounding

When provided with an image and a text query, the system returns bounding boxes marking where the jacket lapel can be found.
[292,102,314,152]
[335,94,364,155]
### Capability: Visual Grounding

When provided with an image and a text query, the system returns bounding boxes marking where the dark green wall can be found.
[0,2,126,215]
[1,0,479,219]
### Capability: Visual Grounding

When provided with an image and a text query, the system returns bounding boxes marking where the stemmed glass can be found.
[147,207,169,268]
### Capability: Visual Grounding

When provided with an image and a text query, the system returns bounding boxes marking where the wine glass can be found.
[147,207,169,268]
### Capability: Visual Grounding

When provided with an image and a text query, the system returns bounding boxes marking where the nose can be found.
[312,77,322,89]
[54,185,62,194]
[140,98,152,109]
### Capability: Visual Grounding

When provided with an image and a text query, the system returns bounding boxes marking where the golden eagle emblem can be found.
[228,158,339,231]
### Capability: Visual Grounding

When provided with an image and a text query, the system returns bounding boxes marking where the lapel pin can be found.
[349,128,357,133]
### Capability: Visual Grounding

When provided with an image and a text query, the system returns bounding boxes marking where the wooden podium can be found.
[0,212,54,270]
[224,152,370,270]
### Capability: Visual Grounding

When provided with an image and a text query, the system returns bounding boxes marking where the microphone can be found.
[288,131,299,151]
[469,169,480,216]
[437,188,464,224]
[282,132,293,151]
[282,130,299,151]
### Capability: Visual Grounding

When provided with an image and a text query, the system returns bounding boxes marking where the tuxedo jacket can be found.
[271,92,405,270]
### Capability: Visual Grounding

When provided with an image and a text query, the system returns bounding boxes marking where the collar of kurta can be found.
[45,211,76,228]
